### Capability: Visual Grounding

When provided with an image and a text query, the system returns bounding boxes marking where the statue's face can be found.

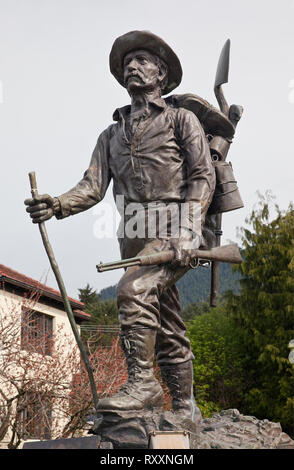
[123,49,164,94]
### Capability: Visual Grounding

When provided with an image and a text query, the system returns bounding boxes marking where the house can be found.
[0,264,90,448]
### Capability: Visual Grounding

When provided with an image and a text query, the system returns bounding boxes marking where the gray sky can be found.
[0,0,293,299]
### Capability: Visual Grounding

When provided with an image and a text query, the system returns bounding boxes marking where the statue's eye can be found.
[137,56,147,64]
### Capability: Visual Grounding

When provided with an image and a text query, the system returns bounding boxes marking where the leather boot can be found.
[97,328,164,411]
[160,360,202,426]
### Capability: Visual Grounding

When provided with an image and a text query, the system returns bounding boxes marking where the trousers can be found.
[117,229,194,366]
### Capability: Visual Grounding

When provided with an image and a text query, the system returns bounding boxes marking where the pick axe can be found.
[210,39,243,307]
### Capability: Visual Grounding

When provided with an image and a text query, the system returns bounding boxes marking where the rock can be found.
[159,410,201,435]
[197,409,294,449]
[92,408,294,449]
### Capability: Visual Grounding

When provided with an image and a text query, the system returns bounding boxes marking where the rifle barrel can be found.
[97,257,141,272]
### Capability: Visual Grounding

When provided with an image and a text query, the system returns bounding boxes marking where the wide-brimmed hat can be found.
[109,30,182,95]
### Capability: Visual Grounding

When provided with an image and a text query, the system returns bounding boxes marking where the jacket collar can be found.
[113,97,167,122]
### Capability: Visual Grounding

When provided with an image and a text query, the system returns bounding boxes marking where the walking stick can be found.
[28,171,99,413]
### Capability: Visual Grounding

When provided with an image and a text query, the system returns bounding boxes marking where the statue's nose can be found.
[127,59,138,71]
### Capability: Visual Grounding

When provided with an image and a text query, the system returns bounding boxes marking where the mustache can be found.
[126,72,144,83]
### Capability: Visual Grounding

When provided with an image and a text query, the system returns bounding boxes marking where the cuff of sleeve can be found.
[53,196,70,219]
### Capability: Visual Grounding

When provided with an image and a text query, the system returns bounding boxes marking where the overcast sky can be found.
[0,0,293,299]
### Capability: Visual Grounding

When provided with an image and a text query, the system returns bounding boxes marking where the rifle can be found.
[96,243,242,273]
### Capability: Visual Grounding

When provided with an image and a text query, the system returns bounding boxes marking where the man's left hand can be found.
[169,228,201,268]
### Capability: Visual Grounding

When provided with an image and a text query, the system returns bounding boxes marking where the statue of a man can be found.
[25,31,216,426]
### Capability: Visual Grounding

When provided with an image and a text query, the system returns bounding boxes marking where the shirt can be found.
[56,97,216,225]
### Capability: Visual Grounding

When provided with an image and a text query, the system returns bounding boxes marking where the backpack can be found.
[165,93,244,249]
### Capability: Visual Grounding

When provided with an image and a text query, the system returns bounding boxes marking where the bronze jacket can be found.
[56,97,215,224]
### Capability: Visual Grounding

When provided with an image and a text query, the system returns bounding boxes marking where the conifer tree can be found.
[226,195,294,434]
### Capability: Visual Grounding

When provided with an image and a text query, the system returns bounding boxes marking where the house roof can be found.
[0,264,90,321]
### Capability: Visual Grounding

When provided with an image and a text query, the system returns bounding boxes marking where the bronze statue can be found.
[25,30,243,428]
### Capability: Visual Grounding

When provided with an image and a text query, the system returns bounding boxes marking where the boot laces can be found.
[118,335,141,394]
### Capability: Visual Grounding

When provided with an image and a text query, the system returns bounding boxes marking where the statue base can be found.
[22,409,294,449]
[91,409,201,449]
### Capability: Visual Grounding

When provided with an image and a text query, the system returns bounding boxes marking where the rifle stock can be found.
[96,243,242,273]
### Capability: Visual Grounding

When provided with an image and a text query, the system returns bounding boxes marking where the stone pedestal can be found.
[197,409,294,449]
[91,408,294,449]
[91,409,200,449]
[22,408,294,449]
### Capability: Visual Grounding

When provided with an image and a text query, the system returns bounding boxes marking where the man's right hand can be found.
[24,194,56,224]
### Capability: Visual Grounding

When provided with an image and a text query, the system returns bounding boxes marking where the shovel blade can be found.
[215,39,230,88]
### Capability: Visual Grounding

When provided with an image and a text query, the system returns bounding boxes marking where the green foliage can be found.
[79,284,118,325]
[225,195,294,434]
[78,284,119,346]
[185,195,294,434]
[78,284,100,305]
[187,304,245,417]
[182,300,211,322]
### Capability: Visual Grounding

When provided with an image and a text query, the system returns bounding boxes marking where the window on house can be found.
[21,308,53,356]
[18,391,52,440]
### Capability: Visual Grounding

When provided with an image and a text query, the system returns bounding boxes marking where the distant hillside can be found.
[176,262,241,307]
[100,284,117,301]
[99,263,241,308]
